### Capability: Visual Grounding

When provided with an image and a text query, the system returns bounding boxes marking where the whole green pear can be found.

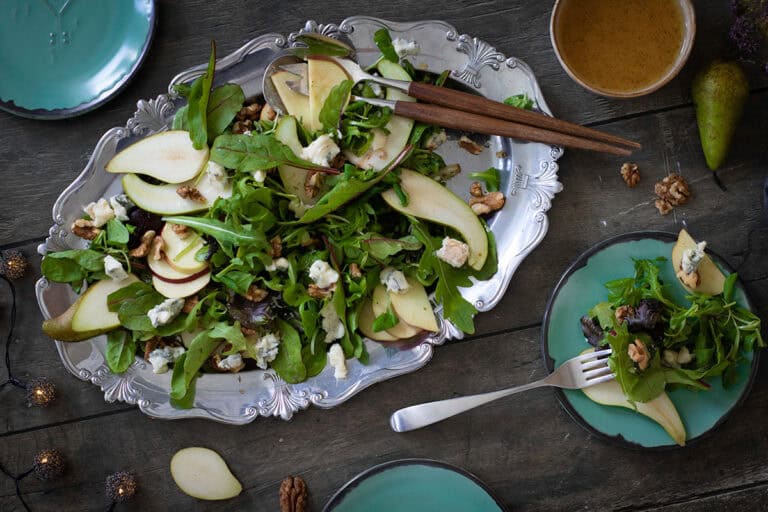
[692,61,749,170]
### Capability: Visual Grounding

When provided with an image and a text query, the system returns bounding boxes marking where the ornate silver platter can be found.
[35,17,563,424]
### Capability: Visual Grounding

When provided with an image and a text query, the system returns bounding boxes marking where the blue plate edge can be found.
[322,458,509,512]
[0,0,158,120]
[539,230,762,451]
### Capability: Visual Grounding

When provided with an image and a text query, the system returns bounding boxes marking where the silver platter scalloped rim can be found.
[35,17,563,424]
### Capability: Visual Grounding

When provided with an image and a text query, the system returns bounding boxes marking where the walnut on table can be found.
[620,162,641,188]
[279,476,308,512]
[654,173,691,215]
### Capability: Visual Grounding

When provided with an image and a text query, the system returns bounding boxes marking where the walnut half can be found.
[627,338,649,371]
[70,219,101,240]
[469,190,505,215]
[279,476,308,512]
[620,162,640,188]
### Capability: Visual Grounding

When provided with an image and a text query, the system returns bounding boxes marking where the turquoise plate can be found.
[0,0,156,119]
[542,231,760,450]
[323,459,507,512]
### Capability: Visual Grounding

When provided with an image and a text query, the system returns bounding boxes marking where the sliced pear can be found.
[671,229,726,296]
[43,275,139,341]
[170,447,242,500]
[271,69,312,129]
[106,131,209,183]
[382,169,488,270]
[148,254,208,282]
[388,277,438,332]
[308,59,348,131]
[583,379,686,446]
[274,116,318,205]
[161,223,207,273]
[122,170,231,216]
[152,272,211,299]
[180,329,203,348]
[345,60,414,171]
[371,285,422,339]
[358,299,399,341]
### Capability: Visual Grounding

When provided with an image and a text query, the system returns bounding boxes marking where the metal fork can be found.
[389,348,614,433]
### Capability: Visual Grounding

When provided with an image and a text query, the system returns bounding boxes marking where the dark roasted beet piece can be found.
[228,293,274,330]
[580,315,606,348]
[127,207,164,248]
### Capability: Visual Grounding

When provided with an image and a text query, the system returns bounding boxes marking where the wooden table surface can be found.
[1,1,767,510]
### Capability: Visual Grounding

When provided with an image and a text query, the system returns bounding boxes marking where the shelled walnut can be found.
[279,476,308,512]
[654,173,690,215]
[620,162,640,188]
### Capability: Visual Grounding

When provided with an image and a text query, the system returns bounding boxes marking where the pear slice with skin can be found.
[170,447,242,500]
[274,116,318,205]
[308,59,348,131]
[122,169,232,216]
[43,275,139,341]
[382,168,488,270]
[371,285,422,339]
[358,299,399,342]
[271,69,312,129]
[161,223,207,273]
[671,229,726,296]
[106,131,209,184]
[579,349,686,446]
[388,277,439,332]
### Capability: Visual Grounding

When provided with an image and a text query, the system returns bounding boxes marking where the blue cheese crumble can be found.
[320,301,345,343]
[380,267,410,294]
[392,38,419,58]
[147,298,185,328]
[148,346,186,374]
[435,237,469,268]
[300,134,340,168]
[103,255,128,281]
[251,333,280,369]
[328,343,348,379]
[681,241,706,275]
[309,260,339,289]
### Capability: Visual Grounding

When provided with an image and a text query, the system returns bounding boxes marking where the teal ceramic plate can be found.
[542,231,760,450]
[0,0,156,119]
[323,459,507,512]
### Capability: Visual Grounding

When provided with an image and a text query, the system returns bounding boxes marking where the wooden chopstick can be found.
[406,82,641,150]
[393,101,632,156]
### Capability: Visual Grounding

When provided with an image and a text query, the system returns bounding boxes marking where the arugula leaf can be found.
[208,322,248,355]
[106,218,129,245]
[319,80,353,133]
[588,302,615,330]
[298,146,412,223]
[468,167,501,192]
[170,357,196,409]
[411,219,477,334]
[607,329,666,403]
[211,133,331,173]
[271,319,307,383]
[105,330,136,374]
[206,83,245,142]
[302,343,327,378]
[363,234,422,260]
[503,93,534,110]
[187,41,217,149]
[291,34,353,58]
[373,28,398,63]
[162,216,266,247]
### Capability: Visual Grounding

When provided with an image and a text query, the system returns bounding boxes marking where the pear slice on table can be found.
[579,349,686,446]
[671,229,726,296]
[382,168,488,270]
[42,275,139,342]
[106,131,209,183]
[170,447,242,501]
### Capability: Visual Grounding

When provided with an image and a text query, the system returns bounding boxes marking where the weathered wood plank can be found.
[0,0,761,242]
[639,484,768,511]
[2,327,768,511]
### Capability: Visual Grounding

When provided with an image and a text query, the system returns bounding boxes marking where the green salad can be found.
[41,30,505,405]
[581,255,763,403]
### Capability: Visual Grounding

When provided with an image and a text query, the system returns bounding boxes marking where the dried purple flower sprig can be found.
[729,0,768,71]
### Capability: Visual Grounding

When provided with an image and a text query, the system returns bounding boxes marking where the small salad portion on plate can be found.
[39,31,499,405]
[544,230,763,448]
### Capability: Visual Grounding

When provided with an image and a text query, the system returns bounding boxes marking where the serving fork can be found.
[389,348,614,433]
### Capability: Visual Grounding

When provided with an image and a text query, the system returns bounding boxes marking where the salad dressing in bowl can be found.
[550,0,695,97]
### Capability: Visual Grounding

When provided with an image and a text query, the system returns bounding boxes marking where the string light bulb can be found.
[26,377,56,408]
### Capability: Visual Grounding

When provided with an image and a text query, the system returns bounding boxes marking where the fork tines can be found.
[580,348,614,383]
